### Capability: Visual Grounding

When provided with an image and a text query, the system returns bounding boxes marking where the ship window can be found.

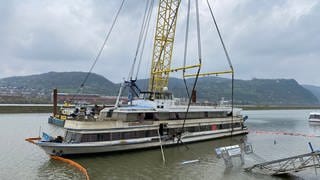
[232,123,241,128]
[66,132,81,143]
[135,131,146,138]
[169,112,181,120]
[168,128,177,135]
[107,110,113,117]
[111,132,121,140]
[97,133,110,141]
[81,134,98,142]
[145,113,154,120]
[200,125,211,131]
[310,114,320,119]
[163,93,172,100]
[186,127,196,132]
[146,130,158,137]
[122,132,135,139]
[65,132,73,142]
[221,123,231,129]
[155,93,161,99]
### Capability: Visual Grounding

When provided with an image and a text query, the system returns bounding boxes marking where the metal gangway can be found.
[245,151,320,175]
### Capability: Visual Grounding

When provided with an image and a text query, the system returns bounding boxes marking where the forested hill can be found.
[0,72,119,96]
[303,85,320,102]
[136,77,319,105]
[0,72,318,105]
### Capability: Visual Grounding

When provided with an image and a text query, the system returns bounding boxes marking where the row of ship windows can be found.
[80,123,241,142]
[131,112,228,121]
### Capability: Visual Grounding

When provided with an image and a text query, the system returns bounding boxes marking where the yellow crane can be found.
[148,0,181,92]
[148,0,233,93]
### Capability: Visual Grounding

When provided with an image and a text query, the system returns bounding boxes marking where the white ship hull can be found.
[37,128,248,156]
[309,118,320,122]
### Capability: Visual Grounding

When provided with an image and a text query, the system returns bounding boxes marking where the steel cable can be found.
[206,0,235,136]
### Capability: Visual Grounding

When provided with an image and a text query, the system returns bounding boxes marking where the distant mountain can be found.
[0,72,318,105]
[0,72,119,95]
[136,77,319,105]
[303,85,320,102]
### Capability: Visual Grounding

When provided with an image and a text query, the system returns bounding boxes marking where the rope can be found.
[51,155,90,180]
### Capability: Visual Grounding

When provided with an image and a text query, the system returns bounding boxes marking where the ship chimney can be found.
[191,90,197,103]
[53,89,58,117]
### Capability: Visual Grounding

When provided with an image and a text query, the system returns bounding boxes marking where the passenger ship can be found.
[35,90,248,156]
[308,112,320,122]
[32,0,249,156]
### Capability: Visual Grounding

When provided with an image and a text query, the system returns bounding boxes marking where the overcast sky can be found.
[1,0,319,85]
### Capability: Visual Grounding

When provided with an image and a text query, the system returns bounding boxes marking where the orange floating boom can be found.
[51,155,90,180]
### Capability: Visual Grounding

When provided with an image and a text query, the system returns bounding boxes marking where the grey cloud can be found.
[1,0,320,86]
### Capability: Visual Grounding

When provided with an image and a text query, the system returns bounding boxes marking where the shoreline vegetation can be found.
[0,105,319,113]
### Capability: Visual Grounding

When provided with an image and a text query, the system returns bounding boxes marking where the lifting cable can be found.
[206,0,235,136]
[128,0,152,80]
[135,0,154,80]
[69,0,126,102]
[180,0,202,136]
[182,0,191,98]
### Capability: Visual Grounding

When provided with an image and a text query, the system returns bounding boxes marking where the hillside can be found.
[303,85,320,102]
[0,72,318,105]
[137,77,319,105]
[0,72,119,95]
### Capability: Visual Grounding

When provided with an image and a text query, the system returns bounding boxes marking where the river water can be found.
[1,110,320,180]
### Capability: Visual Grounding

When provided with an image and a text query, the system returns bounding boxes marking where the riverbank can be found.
[0,105,52,113]
[0,104,320,113]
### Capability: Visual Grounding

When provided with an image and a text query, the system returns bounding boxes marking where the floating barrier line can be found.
[51,155,90,180]
[25,137,89,180]
[249,130,319,138]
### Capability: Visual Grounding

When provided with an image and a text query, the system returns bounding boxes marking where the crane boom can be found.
[149,0,181,92]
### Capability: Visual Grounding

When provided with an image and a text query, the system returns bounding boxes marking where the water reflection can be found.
[308,122,320,135]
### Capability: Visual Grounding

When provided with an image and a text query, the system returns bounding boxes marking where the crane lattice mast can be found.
[149,0,181,92]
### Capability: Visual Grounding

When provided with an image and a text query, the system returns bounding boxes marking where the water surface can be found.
[1,110,320,179]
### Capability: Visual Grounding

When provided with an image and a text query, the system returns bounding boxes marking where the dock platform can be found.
[245,151,320,175]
